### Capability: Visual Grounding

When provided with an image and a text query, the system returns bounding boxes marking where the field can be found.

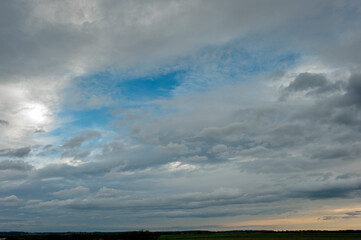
[1,231,361,240]
[160,231,361,240]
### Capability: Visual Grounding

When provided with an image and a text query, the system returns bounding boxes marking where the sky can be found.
[1,0,361,232]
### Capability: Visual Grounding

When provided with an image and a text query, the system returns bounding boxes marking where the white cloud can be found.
[165,161,197,172]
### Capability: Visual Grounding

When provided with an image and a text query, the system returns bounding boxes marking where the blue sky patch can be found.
[117,71,184,101]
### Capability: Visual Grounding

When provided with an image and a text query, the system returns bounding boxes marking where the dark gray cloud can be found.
[0,147,31,158]
[34,160,117,180]
[0,119,8,126]
[288,73,361,129]
[286,73,328,91]
[323,216,339,221]
[37,144,59,156]
[62,136,86,148]
[281,72,344,101]
[199,122,248,140]
[336,172,361,180]
[20,171,361,221]
[61,149,90,159]
[101,141,124,155]
[24,187,279,213]
[155,142,189,154]
[62,131,101,148]
[308,146,359,161]
[0,160,33,171]
[343,74,361,108]
[53,186,89,198]
[323,211,361,221]
[0,161,33,181]
[345,211,361,217]
[294,184,361,200]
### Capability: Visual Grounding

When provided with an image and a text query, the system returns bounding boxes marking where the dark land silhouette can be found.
[1,230,361,240]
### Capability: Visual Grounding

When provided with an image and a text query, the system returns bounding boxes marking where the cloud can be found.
[1,0,361,231]
[288,73,361,128]
[320,29,361,68]
[323,216,339,221]
[0,119,8,126]
[96,187,120,198]
[61,149,90,159]
[285,73,328,92]
[199,122,248,139]
[101,141,124,155]
[62,131,101,148]
[0,147,31,158]
[0,195,21,206]
[85,131,102,139]
[336,173,361,180]
[0,160,33,181]
[343,74,361,108]
[62,136,87,148]
[53,186,90,198]
[323,210,361,221]
[344,211,361,217]
[209,144,228,153]
[166,161,197,172]
[281,72,344,101]
[179,155,208,162]
[155,142,189,154]
[0,0,299,83]
[37,144,59,156]
[0,160,33,171]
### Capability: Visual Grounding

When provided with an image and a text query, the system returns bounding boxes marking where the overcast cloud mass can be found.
[1,0,361,232]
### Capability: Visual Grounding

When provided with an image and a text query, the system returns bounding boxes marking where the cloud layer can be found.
[1,0,361,232]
